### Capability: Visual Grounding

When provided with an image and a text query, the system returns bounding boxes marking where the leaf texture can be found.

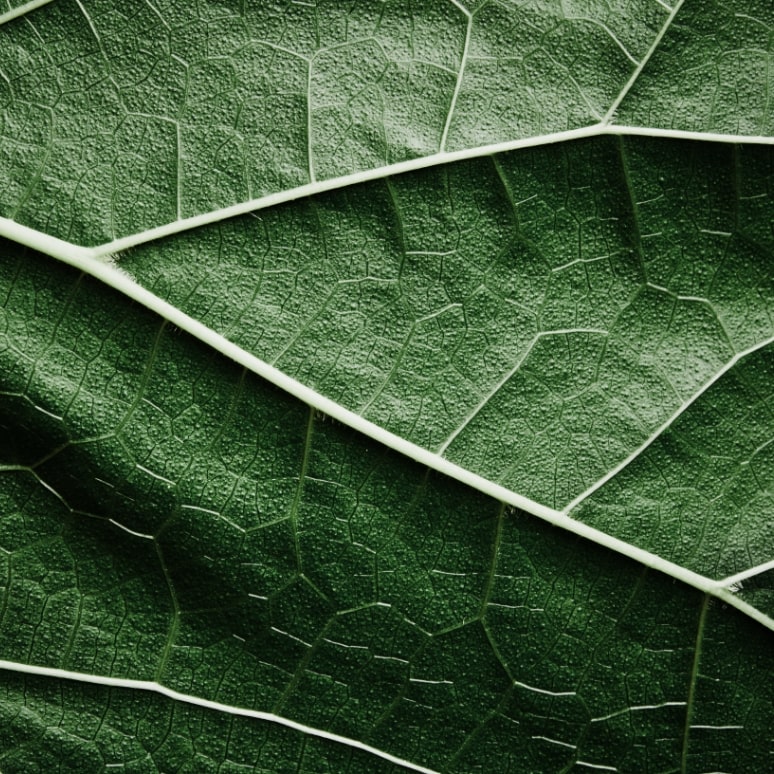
[1,245,772,772]
[0,0,771,244]
[118,135,773,584]
[0,1,772,772]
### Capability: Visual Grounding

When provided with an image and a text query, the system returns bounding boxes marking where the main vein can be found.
[0,659,441,774]
[0,0,55,26]
[0,225,771,631]
[0,129,760,261]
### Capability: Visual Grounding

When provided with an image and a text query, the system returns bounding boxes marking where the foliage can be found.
[0,1,772,771]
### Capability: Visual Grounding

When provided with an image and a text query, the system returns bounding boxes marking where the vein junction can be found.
[0,220,770,633]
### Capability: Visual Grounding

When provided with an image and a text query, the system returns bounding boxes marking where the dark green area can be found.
[0,241,772,772]
[0,673,404,773]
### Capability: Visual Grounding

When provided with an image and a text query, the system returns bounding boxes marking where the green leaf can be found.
[1,0,771,245]
[0,1,772,772]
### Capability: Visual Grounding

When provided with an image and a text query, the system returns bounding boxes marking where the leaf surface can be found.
[1,245,773,772]
[0,1,773,772]
[116,135,773,590]
[0,0,771,244]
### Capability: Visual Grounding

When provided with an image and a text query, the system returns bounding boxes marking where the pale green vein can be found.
[153,541,180,683]
[13,133,756,259]
[0,659,441,774]
[681,594,709,774]
[562,335,774,515]
[439,1,472,153]
[603,0,687,124]
[720,559,774,590]
[436,328,608,456]
[288,406,316,573]
[479,501,506,617]
[0,0,54,26]
[307,58,316,184]
[0,222,771,633]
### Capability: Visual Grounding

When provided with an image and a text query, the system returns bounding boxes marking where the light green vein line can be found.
[153,541,180,683]
[2,125,770,260]
[603,0,687,124]
[562,334,774,514]
[0,0,54,26]
[0,219,772,633]
[306,58,316,184]
[0,659,441,774]
[0,218,774,631]
[439,2,472,153]
[479,501,506,617]
[681,594,709,774]
[436,328,607,456]
[288,406,315,573]
[90,127,602,256]
[88,129,774,257]
[720,559,774,589]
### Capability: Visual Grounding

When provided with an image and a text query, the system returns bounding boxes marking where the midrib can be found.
[68,127,774,258]
[0,659,442,774]
[0,225,771,631]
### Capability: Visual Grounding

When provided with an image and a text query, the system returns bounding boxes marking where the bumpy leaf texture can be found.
[0,1,772,772]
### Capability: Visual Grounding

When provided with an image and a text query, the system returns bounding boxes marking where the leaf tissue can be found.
[0,0,772,771]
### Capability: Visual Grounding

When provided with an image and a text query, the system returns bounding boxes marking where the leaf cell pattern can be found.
[0,0,772,771]
[0,0,770,243]
[1,246,772,772]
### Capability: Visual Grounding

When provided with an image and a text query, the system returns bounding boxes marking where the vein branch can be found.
[562,334,774,515]
[0,0,55,26]
[0,659,441,774]
[601,0,687,124]
[439,4,472,153]
[681,594,709,774]
[89,127,773,258]
[719,559,774,589]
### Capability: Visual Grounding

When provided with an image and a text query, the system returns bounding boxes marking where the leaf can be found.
[0,1,772,773]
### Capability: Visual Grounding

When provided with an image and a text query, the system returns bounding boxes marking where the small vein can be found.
[175,122,183,221]
[288,406,315,572]
[513,680,576,697]
[566,15,638,65]
[436,329,607,456]
[599,25,638,66]
[563,334,774,514]
[681,595,709,774]
[690,725,744,730]
[532,736,577,750]
[0,0,55,26]
[439,3,472,153]
[591,701,686,723]
[602,0,687,124]
[307,58,316,183]
[0,659,441,774]
[719,559,774,590]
